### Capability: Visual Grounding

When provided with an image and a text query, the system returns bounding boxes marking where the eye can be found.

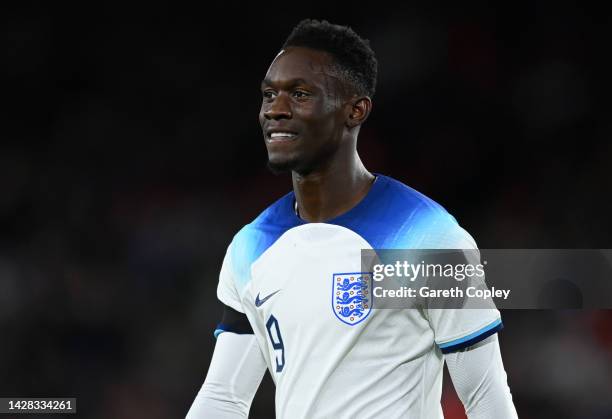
[293,90,310,98]
[262,90,276,100]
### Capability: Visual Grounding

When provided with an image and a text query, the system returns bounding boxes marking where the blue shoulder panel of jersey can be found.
[329,174,459,249]
[229,174,459,286]
[230,191,304,287]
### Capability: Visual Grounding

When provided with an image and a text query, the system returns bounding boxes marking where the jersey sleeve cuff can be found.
[213,322,255,339]
[437,318,503,354]
[217,291,245,314]
[213,327,226,339]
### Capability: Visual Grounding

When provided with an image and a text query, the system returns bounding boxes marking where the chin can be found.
[266,149,320,176]
[267,156,299,175]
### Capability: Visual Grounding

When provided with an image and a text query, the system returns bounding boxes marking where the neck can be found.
[292,149,375,222]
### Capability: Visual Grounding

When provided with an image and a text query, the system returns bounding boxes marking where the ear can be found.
[345,96,372,129]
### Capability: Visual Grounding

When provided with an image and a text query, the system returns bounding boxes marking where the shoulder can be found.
[233,190,299,246]
[368,175,476,249]
[227,191,301,283]
[377,175,451,215]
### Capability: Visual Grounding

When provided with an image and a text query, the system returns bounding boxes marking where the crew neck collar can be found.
[290,174,386,225]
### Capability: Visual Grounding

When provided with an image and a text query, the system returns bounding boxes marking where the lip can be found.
[266,127,300,144]
[266,133,300,143]
[266,127,299,136]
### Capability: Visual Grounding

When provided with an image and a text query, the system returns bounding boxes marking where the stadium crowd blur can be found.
[1,3,611,418]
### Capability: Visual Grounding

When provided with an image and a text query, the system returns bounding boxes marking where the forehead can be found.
[262,47,335,87]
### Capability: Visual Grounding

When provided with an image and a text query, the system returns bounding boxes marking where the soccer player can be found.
[187,19,518,419]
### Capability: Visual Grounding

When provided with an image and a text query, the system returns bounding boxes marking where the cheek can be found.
[317,108,345,140]
[301,103,338,135]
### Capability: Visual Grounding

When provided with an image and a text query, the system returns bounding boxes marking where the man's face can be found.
[259,47,349,174]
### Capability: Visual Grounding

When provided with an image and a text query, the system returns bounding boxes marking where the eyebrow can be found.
[261,77,312,87]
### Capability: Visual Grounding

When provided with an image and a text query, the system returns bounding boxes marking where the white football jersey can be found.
[215,175,502,419]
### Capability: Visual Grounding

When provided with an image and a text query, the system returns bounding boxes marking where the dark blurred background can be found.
[1,2,611,418]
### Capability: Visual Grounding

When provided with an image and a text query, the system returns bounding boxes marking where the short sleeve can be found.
[422,222,503,354]
[217,242,244,313]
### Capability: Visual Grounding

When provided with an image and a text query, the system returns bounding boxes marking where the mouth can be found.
[266,130,299,143]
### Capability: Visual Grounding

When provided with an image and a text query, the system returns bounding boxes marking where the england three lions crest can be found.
[332,272,372,326]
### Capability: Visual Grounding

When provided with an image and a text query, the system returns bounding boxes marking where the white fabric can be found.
[220,223,500,418]
[217,242,244,313]
[445,334,518,419]
[212,174,511,418]
[186,332,267,419]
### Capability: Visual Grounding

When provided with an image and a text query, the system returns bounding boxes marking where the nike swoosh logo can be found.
[255,289,281,307]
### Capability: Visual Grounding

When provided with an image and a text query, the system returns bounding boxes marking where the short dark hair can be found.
[282,19,378,98]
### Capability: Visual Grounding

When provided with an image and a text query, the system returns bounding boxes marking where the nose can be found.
[264,93,292,120]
